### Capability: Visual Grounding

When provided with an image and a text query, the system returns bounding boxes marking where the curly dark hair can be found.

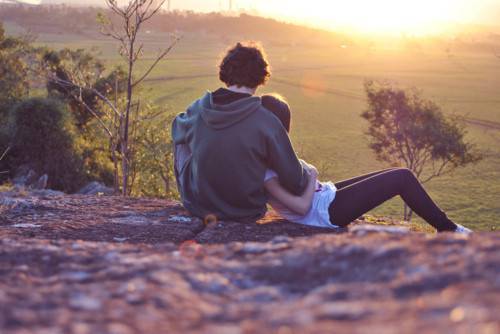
[219,42,271,89]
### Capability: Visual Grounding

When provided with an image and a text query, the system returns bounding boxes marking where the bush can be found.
[7,98,89,192]
[0,133,9,181]
[362,80,482,220]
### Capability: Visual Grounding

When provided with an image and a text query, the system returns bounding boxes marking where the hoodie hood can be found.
[199,92,262,130]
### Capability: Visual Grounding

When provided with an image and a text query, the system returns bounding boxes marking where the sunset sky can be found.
[14,0,500,35]
[180,0,500,34]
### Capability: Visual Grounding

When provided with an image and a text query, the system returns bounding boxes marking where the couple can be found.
[172,42,471,234]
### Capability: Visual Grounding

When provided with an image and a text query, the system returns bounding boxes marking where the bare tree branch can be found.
[0,147,10,162]
[48,75,121,119]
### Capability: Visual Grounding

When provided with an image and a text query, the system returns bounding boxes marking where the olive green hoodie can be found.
[172,91,308,222]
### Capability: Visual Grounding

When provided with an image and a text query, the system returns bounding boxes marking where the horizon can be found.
[6,0,500,36]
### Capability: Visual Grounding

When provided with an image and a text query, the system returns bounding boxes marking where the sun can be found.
[261,0,466,35]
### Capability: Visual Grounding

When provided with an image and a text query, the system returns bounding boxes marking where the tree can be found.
[0,22,32,119]
[43,48,127,130]
[7,98,89,193]
[0,23,37,183]
[132,110,177,198]
[362,80,483,220]
[47,0,180,196]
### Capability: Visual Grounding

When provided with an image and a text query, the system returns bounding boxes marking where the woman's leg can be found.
[328,168,457,232]
[335,167,399,189]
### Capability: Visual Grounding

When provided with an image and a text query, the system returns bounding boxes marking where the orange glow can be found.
[257,0,479,36]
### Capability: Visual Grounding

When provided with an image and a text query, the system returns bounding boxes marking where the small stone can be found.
[107,323,134,334]
[168,215,192,223]
[240,243,269,254]
[31,174,48,190]
[271,235,292,244]
[71,243,85,250]
[69,294,102,311]
[317,302,369,320]
[77,181,115,196]
[350,224,410,235]
[12,223,41,228]
[61,271,92,282]
[104,251,120,261]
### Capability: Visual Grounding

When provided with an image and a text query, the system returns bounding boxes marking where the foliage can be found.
[362,80,483,219]
[45,1,180,196]
[0,22,32,120]
[7,98,89,193]
[42,48,128,130]
[130,109,178,199]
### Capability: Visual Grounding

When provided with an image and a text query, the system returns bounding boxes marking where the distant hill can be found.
[40,0,105,5]
[0,3,343,46]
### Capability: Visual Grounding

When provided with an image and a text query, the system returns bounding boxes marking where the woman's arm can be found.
[264,167,318,216]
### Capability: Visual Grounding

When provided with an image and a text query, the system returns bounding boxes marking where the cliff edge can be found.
[0,191,498,333]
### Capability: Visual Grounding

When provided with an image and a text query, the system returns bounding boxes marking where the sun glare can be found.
[261,0,469,35]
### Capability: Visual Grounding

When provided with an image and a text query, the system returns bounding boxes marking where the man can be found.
[172,42,308,222]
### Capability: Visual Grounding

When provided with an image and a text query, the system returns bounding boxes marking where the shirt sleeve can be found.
[264,169,278,182]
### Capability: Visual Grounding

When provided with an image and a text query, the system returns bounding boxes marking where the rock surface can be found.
[77,181,115,196]
[0,191,499,333]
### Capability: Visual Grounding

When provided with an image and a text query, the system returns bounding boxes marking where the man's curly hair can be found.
[219,42,271,89]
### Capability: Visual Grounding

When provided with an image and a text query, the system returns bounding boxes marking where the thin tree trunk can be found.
[121,40,135,196]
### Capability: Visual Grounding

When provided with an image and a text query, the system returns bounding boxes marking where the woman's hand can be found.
[304,163,318,179]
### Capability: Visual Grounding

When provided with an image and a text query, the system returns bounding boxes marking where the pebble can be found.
[317,302,369,320]
[69,294,102,311]
[350,224,410,235]
[61,271,92,282]
[168,215,192,223]
[12,223,41,228]
[271,235,292,244]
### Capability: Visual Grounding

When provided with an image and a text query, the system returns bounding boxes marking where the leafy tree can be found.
[0,22,35,182]
[362,80,483,220]
[130,109,177,198]
[7,98,89,193]
[47,1,180,196]
[0,25,116,190]
[42,48,127,130]
[0,22,32,119]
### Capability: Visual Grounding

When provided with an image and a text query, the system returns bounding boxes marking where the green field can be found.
[6,23,500,231]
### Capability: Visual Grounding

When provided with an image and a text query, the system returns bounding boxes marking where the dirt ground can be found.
[0,192,499,334]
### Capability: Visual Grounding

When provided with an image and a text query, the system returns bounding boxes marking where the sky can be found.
[180,0,500,34]
[12,0,500,35]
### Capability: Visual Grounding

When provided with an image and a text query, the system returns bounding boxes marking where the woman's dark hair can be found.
[219,42,271,89]
[262,94,291,133]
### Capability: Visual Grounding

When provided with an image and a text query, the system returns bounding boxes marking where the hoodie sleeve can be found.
[172,109,193,145]
[266,127,309,196]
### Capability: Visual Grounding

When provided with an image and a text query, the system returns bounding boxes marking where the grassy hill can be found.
[1,5,500,231]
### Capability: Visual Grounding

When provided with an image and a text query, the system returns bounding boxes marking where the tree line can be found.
[0,3,338,45]
[0,0,179,197]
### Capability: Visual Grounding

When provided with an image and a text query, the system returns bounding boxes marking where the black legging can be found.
[328,168,457,232]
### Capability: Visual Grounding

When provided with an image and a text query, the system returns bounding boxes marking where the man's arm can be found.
[266,126,308,196]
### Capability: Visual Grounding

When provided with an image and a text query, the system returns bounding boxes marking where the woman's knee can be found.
[394,168,417,182]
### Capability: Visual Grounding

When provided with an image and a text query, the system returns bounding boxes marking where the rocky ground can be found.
[0,191,499,334]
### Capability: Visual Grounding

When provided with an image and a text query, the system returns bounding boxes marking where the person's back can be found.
[172,42,308,222]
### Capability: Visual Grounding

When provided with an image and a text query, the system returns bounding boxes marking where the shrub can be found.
[7,98,89,192]
[362,80,482,220]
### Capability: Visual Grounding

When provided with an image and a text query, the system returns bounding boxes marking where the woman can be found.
[261,95,472,234]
